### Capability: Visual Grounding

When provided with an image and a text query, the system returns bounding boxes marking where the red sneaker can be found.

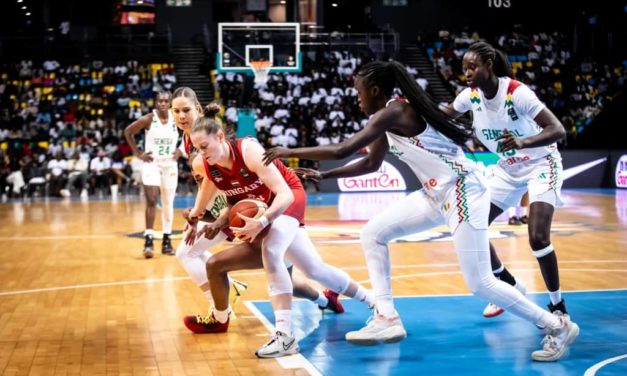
[183,312,229,333]
[319,289,345,313]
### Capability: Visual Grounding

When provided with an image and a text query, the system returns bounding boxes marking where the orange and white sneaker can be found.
[319,289,345,313]
[483,280,527,318]
[532,312,579,362]
[183,311,229,334]
[345,310,406,345]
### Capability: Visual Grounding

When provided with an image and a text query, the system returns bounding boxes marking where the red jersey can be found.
[203,138,307,224]
[202,138,306,224]
[183,133,194,155]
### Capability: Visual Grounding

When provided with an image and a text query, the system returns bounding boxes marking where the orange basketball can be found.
[229,199,268,228]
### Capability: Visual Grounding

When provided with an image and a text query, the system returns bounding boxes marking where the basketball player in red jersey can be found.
[170,89,346,335]
[187,105,375,358]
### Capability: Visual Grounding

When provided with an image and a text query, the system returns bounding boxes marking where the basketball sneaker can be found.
[161,234,174,255]
[531,312,579,362]
[143,235,154,259]
[318,289,345,313]
[483,280,527,318]
[548,299,568,314]
[345,310,406,345]
[255,331,299,358]
[183,311,229,334]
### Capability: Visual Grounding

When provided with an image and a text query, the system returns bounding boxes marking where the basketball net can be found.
[249,60,272,85]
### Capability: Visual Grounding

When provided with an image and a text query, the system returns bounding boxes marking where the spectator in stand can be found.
[89,149,112,195]
[47,152,68,197]
[61,151,89,198]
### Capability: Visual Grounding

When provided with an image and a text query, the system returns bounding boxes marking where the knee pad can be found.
[267,280,293,297]
[531,243,554,258]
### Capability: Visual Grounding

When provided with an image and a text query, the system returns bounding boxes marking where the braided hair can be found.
[467,41,514,78]
[357,60,472,145]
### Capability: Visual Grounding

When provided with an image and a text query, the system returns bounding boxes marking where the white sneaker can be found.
[532,312,579,362]
[80,189,88,198]
[345,312,407,345]
[483,280,527,318]
[255,331,299,358]
[60,189,71,198]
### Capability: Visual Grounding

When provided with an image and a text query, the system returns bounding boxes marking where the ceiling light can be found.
[332,3,338,7]
[26,12,31,16]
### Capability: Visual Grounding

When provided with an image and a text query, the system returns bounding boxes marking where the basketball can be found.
[229,199,268,228]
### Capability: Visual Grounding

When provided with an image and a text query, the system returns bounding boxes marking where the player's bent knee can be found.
[175,242,187,260]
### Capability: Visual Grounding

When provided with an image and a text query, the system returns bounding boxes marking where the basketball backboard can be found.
[217,22,301,74]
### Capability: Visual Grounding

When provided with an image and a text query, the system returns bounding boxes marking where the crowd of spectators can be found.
[425,26,626,146]
[214,50,430,151]
[0,60,178,199]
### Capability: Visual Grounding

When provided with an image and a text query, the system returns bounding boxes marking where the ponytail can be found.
[203,102,221,118]
[468,41,514,79]
[358,60,472,146]
[192,102,235,140]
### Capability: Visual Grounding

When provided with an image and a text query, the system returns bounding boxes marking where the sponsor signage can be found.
[616,154,627,188]
[337,158,407,192]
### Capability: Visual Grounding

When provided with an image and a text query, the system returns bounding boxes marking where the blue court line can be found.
[250,289,627,376]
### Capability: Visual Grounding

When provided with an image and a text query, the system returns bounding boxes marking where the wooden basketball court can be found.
[0,190,625,375]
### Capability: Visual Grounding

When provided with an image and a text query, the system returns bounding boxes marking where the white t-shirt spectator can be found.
[345,87,357,97]
[48,159,67,176]
[270,124,285,137]
[316,135,331,146]
[273,108,289,119]
[330,88,344,97]
[329,110,345,121]
[417,77,429,91]
[67,158,88,177]
[90,157,111,175]
[225,107,238,123]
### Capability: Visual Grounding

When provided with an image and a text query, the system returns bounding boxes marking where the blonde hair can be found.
[172,87,202,114]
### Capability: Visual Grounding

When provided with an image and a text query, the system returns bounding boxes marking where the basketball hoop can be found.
[249,60,272,85]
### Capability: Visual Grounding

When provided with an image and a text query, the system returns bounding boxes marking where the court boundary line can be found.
[584,354,627,376]
[1,263,626,296]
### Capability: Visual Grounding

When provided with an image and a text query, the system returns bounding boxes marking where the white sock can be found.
[508,207,517,217]
[314,292,329,308]
[549,289,562,305]
[144,229,154,237]
[274,310,292,336]
[354,286,375,308]
[522,206,528,216]
[203,289,213,305]
[376,296,396,317]
[213,308,229,324]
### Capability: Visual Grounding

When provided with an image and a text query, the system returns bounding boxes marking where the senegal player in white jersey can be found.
[124,91,181,258]
[442,41,569,320]
[265,60,578,362]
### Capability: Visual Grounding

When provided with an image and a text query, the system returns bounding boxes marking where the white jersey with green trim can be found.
[385,123,479,202]
[453,77,560,167]
[145,109,179,166]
